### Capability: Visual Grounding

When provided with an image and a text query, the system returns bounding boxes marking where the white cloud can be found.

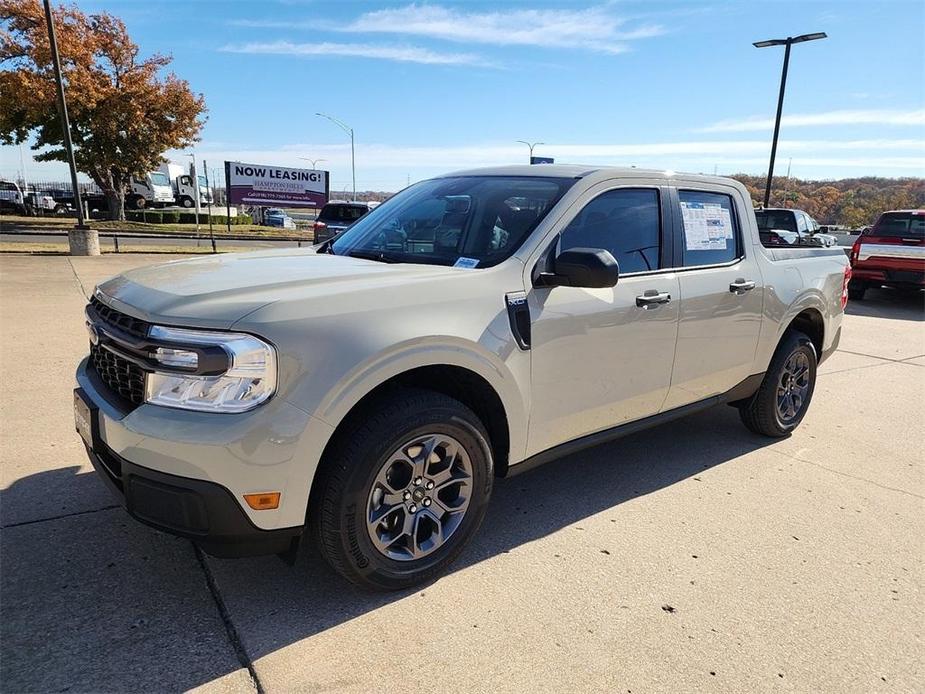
[220,40,490,66]
[233,4,665,55]
[7,138,920,192]
[184,138,924,177]
[699,109,925,133]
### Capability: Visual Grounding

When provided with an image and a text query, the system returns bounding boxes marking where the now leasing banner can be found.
[226,161,329,207]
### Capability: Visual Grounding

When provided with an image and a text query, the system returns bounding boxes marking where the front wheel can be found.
[738,330,817,437]
[309,388,493,591]
[179,196,194,208]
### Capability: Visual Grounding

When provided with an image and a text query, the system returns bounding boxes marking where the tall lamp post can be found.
[43,0,97,255]
[753,32,826,208]
[516,140,544,164]
[187,152,201,239]
[315,113,355,200]
[298,157,326,170]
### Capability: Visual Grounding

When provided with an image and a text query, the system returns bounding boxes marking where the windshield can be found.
[870,212,925,239]
[330,176,575,267]
[149,172,170,186]
[755,210,797,233]
[320,204,368,222]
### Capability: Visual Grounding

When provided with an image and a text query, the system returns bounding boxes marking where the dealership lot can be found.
[1,254,922,692]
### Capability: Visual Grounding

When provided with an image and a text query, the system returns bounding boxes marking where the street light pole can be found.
[188,152,201,240]
[754,32,827,208]
[42,0,98,255]
[516,140,545,164]
[316,113,355,200]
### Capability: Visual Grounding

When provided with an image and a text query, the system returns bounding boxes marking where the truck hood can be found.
[97,247,458,328]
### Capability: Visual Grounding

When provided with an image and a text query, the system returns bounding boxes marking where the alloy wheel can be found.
[366,433,473,561]
[777,351,810,422]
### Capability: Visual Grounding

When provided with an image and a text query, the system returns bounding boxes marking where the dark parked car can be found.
[755,208,837,247]
[313,201,372,243]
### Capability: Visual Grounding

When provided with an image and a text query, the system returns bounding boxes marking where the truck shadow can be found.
[845,286,924,321]
[186,406,772,676]
[1,404,777,691]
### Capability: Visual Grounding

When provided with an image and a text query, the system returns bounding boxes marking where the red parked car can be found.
[848,210,925,300]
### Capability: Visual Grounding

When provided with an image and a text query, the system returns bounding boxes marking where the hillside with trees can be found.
[731,174,924,228]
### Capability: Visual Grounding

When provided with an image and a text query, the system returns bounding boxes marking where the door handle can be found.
[636,290,671,308]
[729,278,756,294]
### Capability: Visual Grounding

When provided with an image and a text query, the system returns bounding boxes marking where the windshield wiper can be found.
[346,249,399,263]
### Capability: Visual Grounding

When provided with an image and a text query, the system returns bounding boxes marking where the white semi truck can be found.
[159,162,214,208]
[128,171,175,209]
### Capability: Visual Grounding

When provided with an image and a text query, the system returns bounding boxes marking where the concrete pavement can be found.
[1,254,922,693]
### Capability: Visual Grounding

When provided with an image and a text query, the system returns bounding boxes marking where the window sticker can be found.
[453,256,480,269]
[680,201,733,251]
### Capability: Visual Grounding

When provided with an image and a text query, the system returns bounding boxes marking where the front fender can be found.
[304,335,530,463]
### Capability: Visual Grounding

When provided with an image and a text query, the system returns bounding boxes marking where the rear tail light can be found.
[841,265,852,309]
[313,220,326,230]
[849,236,862,266]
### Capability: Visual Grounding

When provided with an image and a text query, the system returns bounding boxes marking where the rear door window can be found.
[677,190,740,266]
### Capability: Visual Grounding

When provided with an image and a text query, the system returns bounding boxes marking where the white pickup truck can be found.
[75,165,850,590]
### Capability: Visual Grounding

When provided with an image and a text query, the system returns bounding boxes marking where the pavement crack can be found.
[767,448,923,500]
[836,348,924,365]
[0,504,120,529]
[65,255,90,299]
[194,545,265,694]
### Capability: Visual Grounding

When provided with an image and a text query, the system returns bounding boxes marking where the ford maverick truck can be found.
[75,166,850,590]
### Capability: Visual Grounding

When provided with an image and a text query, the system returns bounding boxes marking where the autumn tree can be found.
[0,0,206,219]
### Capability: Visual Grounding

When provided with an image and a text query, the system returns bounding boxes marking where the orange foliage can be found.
[1,0,206,218]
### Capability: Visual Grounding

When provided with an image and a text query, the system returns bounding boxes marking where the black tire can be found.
[309,388,494,591]
[738,330,817,437]
[180,196,194,208]
[128,195,145,210]
[847,279,867,301]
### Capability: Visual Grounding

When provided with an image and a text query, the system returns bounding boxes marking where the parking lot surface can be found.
[1,253,922,693]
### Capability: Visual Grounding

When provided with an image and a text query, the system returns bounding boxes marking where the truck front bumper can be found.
[82,430,300,557]
[75,357,335,557]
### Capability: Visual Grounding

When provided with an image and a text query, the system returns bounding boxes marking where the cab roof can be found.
[438,164,736,186]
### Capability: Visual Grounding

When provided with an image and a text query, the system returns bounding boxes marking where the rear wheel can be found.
[738,331,817,437]
[847,279,868,301]
[309,388,493,591]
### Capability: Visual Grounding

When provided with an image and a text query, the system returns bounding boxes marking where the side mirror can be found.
[536,247,620,288]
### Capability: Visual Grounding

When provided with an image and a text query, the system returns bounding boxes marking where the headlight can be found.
[144,325,277,413]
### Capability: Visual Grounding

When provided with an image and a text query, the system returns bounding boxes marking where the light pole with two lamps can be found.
[753,32,827,208]
[299,157,327,170]
[516,140,545,164]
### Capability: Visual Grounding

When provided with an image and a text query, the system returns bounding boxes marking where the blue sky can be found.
[2,0,923,191]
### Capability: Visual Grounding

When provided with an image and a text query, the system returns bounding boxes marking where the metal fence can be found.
[13,179,230,205]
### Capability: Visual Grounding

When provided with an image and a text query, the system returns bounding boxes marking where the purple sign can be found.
[226,161,329,207]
